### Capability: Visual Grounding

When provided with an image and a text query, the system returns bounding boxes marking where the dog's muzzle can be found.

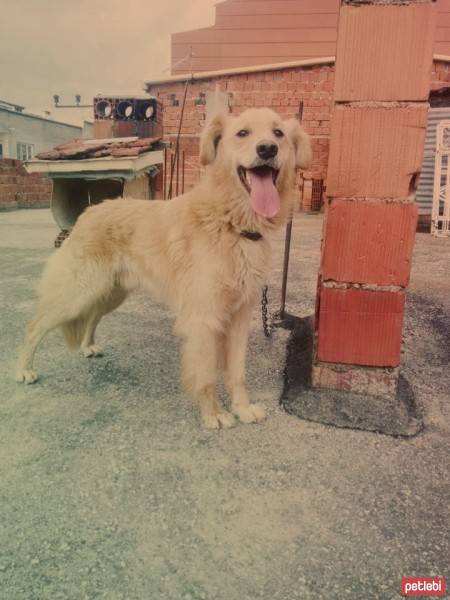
[237,164,280,219]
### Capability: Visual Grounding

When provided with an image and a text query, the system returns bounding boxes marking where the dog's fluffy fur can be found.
[16,108,311,428]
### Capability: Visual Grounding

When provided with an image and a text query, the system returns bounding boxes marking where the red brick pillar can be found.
[312,1,436,397]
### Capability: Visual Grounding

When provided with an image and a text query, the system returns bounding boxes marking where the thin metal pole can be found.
[182,151,185,194]
[279,217,293,319]
[167,76,191,200]
[163,147,167,200]
[176,146,180,197]
[168,152,176,199]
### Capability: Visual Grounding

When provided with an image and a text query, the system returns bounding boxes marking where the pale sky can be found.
[0,0,217,124]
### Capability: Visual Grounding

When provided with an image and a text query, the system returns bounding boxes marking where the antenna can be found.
[161,49,195,75]
[52,94,92,108]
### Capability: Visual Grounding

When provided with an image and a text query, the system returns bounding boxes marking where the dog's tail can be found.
[60,318,88,350]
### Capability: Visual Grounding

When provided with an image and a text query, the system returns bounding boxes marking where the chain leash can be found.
[262,285,283,338]
[261,285,272,338]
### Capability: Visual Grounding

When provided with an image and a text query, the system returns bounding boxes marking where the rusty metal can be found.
[176,146,180,197]
[311,179,324,212]
[163,147,167,200]
[54,229,71,248]
[279,217,293,319]
[167,77,191,200]
[261,286,271,338]
[182,151,185,194]
[168,152,175,199]
[164,148,186,200]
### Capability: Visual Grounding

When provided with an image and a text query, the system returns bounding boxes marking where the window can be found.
[16,142,34,161]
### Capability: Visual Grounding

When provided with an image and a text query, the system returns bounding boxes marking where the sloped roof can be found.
[36,136,162,161]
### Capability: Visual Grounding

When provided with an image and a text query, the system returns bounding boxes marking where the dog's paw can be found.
[233,403,266,424]
[81,345,103,358]
[202,411,236,430]
[15,369,39,384]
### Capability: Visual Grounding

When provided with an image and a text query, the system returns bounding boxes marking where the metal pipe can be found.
[163,147,167,200]
[176,146,180,197]
[54,104,93,108]
[167,76,191,200]
[182,151,185,194]
[168,152,176,199]
[279,217,293,319]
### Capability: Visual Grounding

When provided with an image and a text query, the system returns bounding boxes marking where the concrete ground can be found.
[0,209,449,600]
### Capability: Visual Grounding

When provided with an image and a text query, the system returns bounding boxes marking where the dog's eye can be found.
[237,129,250,138]
[273,129,284,138]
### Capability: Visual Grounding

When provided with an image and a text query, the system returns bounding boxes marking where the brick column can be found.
[312,2,436,398]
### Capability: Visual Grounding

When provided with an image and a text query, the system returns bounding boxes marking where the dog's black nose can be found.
[256,142,278,160]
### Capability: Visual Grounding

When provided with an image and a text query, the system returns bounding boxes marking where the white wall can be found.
[0,108,83,159]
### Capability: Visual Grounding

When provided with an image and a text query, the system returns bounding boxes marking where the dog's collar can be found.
[240,230,263,241]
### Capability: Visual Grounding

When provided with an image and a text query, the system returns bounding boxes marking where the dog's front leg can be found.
[182,322,236,430]
[225,304,266,424]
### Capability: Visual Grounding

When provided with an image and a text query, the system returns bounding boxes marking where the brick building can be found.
[147,57,333,209]
[0,159,52,210]
[0,100,92,210]
[170,0,450,74]
[145,0,450,215]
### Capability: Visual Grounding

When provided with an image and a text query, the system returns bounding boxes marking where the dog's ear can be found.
[200,113,227,166]
[284,118,312,169]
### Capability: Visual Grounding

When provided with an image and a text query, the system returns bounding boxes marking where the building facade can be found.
[145,0,450,217]
[171,0,450,75]
[0,100,93,210]
[0,100,92,161]
[146,58,333,210]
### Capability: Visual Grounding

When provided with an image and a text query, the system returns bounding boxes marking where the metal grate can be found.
[163,147,186,199]
[311,179,324,212]
[416,107,450,218]
[432,120,450,236]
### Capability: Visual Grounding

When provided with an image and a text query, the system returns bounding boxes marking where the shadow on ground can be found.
[280,314,423,437]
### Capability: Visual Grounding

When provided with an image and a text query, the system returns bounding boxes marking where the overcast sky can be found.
[0,0,217,124]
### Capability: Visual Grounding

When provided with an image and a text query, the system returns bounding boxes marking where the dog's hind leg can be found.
[15,306,68,383]
[80,314,103,357]
[80,286,127,358]
[224,303,266,424]
[181,321,236,429]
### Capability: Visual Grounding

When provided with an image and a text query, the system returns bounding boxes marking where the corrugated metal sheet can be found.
[416,107,450,215]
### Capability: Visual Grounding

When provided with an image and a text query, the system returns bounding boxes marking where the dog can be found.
[16,107,311,429]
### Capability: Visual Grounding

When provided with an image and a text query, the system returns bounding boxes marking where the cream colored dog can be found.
[16,108,311,429]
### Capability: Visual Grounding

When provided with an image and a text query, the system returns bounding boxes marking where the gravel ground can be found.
[0,208,449,600]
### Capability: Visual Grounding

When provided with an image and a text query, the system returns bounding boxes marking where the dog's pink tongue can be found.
[248,170,280,218]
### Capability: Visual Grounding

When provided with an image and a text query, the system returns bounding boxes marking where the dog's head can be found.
[200,108,311,219]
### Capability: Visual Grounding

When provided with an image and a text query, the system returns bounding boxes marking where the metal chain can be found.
[54,229,70,248]
[261,285,271,337]
[262,285,279,338]
[261,284,298,408]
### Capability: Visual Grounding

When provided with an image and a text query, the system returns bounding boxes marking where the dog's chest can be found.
[227,239,270,302]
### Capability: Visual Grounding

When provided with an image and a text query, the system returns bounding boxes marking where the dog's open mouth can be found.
[238,165,280,218]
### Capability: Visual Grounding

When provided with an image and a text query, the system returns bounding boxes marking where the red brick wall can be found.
[0,159,52,210]
[150,62,334,208]
[313,0,434,387]
[431,59,450,90]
